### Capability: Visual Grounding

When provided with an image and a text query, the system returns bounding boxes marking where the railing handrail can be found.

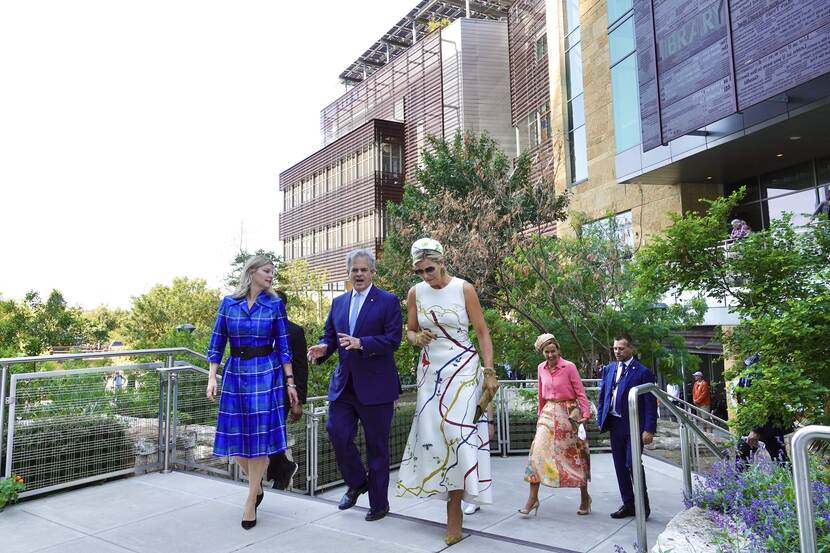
[792,425,830,553]
[0,347,208,365]
[627,383,737,553]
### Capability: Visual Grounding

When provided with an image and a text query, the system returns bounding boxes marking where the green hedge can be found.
[12,416,134,491]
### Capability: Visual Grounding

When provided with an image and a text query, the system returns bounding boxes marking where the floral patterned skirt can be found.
[523,400,590,488]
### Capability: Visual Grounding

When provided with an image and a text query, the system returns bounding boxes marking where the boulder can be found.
[652,507,721,553]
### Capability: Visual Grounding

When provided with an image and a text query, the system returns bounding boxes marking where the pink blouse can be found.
[537,358,591,419]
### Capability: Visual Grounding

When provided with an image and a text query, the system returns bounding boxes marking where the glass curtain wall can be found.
[608,0,641,153]
[564,0,587,184]
[726,156,830,231]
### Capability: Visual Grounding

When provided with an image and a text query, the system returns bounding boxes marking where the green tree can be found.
[82,306,128,346]
[378,130,702,373]
[634,190,830,432]
[224,249,282,290]
[124,277,220,350]
[278,259,330,325]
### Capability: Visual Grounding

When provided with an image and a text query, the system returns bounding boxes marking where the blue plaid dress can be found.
[207,291,292,458]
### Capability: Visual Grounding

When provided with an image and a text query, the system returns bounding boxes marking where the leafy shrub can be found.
[12,416,134,491]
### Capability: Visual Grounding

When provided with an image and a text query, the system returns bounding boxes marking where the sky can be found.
[0,0,414,309]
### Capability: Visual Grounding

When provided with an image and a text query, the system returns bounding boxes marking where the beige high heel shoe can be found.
[577,496,592,515]
[444,533,463,546]
[518,499,540,517]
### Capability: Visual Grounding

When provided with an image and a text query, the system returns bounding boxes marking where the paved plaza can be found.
[4,454,684,553]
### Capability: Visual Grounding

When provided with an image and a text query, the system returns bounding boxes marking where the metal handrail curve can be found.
[0,347,208,365]
[627,383,738,553]
[792,425,830,553]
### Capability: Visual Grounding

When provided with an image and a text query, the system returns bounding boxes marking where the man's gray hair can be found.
[346,248,376,273]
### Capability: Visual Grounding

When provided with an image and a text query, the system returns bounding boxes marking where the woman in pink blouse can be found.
[519,333,592,516]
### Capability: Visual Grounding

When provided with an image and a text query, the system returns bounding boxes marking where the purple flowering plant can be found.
[687,458,830,553]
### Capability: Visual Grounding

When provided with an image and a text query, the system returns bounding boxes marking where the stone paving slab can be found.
[4,454,685,553]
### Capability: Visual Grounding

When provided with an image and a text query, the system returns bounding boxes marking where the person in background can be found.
[266,290,309,490]
[692,371,711,430]
[729,219,751,241]
[811,188,830,222]
[520,333,592,517]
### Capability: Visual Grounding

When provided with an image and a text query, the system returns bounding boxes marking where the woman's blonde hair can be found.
[231,255,277,299]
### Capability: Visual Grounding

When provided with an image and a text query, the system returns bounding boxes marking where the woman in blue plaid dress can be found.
[206,255,298,529]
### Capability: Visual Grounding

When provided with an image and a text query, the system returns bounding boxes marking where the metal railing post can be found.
[157,369,165,469]
[309,407,320,496]
[497,387,507,457]
[679,421,692,500]
[0,364,7,474]
[162,371,174,473]
[170,370,179,468]
[792,425,830,553]
[628,386,648,553]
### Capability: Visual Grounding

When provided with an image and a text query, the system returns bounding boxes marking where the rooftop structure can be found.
[338,0,513,85]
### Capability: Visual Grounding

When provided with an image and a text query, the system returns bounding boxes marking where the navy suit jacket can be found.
[318,285,402,405]
[596,357,658,434]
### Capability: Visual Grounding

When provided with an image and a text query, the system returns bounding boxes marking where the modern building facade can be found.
[544,0,830,412]
[279,2,514,288]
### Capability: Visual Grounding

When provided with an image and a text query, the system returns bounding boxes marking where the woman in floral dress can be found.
[520,333,592,516]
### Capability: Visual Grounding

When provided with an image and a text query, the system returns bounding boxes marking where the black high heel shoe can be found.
[242,492,262,530]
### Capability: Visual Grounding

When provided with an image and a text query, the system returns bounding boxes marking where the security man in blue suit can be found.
[597,333,657,519]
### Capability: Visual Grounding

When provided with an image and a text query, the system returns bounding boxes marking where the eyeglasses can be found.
[414,266,437,276]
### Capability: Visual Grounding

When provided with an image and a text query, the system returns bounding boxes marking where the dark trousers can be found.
[326,379,394,511]
[609,415,649,507]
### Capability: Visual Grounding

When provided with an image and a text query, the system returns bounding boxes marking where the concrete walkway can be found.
[3,455,684,553]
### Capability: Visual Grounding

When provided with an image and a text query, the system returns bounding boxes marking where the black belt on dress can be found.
[230,345,273,360]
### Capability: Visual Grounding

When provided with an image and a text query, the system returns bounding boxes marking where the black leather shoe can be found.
[338,481,369,510]
[610,504,636,519]
[255,491,264,507]
[365,505,389,521]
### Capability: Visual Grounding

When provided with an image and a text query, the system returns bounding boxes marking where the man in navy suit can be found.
[597,333,657,519]
[307,249,402,522]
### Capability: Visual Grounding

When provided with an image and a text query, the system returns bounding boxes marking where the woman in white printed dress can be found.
[396,238,500,546]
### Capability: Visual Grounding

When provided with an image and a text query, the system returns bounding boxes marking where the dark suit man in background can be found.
[307,249,402,522]
[597,333,658,519]
[267,290,309,490]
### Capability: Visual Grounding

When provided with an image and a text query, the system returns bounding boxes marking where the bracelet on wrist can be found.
[286,383,297,389]
[285,374,294,380]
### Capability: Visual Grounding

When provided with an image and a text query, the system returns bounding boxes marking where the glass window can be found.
[565,46,584,98]
[609,17,636,65]
[527,111,538,148]
[611,54,641,152]
[567,94,584,131]
[725,177,761,203]
[564,0,580,34]
[767,190,817,226]
[607,0,633,25]
[534,33,548,63]
[761,162,814,198]
[539,101,551,143]
[817,156,830,187]
[569,126,588,183]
